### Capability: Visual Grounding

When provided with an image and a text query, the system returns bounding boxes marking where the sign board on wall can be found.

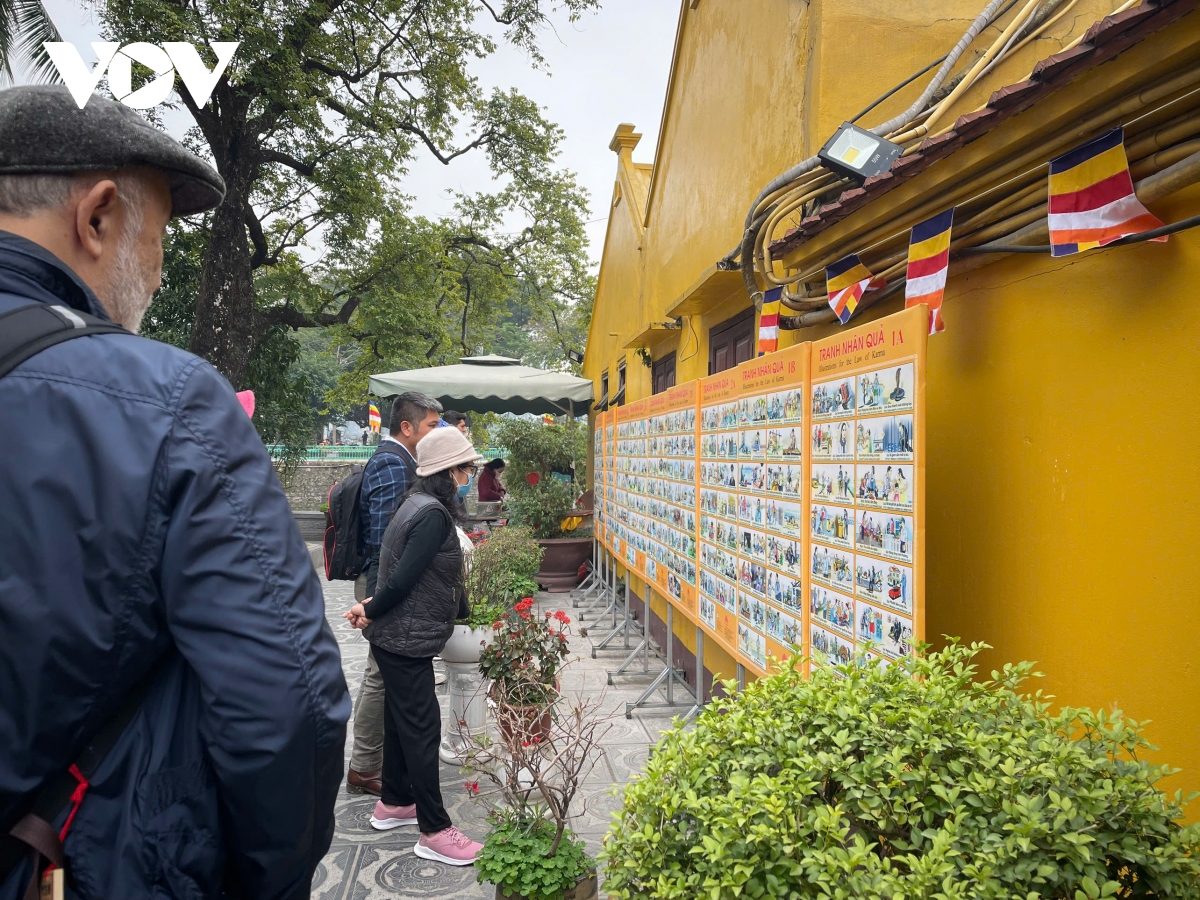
[595,305,929,675]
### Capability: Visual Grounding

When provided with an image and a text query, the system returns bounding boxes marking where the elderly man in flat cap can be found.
[0,86,349,900]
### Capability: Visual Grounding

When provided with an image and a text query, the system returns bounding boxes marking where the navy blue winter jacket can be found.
[0,231,350,899]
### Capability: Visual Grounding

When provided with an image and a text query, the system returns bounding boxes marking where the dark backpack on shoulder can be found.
[323,442,406,580]
[323,465,367,581]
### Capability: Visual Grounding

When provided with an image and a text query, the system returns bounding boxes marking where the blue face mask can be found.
[457,473,473,498]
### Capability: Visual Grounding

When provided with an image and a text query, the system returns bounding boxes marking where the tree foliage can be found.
[601,642,1200,900]
[100,0,597,409]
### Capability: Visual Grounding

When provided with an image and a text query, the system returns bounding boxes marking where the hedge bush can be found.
[600,642,1200,899]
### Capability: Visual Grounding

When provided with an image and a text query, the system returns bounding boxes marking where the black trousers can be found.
[372,646,452,834]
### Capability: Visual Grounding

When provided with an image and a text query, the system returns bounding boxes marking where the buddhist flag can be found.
[368,401,381,433]
[905,208,954,334]
[757,287,782,356]
[1048,127,1164,257]
[826,254,873,325]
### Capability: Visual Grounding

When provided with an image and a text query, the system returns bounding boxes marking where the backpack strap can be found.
[0,303,129,379]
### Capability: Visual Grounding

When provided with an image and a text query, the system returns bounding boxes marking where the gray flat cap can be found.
[0,85,225,217]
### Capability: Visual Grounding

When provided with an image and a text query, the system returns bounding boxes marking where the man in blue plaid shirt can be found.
[347,391,442,795]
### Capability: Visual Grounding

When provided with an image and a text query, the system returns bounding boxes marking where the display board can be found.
[597,306,927,676]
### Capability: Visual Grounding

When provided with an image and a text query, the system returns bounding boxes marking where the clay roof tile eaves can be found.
[766,0,1196,261]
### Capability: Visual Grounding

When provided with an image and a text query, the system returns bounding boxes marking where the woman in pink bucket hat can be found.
[343,426,485,865]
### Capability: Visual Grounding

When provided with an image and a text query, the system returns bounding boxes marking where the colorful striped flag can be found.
[757,287,782,356]
[826,254,874,325]
[368,401,381,433]
[905,208,954,335]
[1048,127,1164,257]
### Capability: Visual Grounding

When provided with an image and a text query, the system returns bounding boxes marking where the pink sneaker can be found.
[414,826,483,866]
[369,800,418,830]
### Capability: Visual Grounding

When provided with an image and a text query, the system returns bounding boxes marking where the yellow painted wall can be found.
[584,0,1200,807]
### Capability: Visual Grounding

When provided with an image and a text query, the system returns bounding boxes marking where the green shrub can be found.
[505,477,578,540]
[476,813,592,900]
[462,526,544,626]
[493,419,586,486]
[600,642,1200,900]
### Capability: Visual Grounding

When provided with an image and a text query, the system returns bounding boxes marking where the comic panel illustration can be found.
[856,600,914,660]
[767,388,805,425]
[811,463,858,505]
[739,429,767,460]
[738,559,768,597]
[739,394,769,426]
[811,502,855,551]
[765,533,803,577]
[764,499,804,538]
[738,623,767,670]
[811,420,854,461]
[766,426,804,461]
[739,526,767,562]
[858,363,914,415]
[809,585,855,639]
[699,593,717,629]
[854,556,913,616]
[854,509,914,564]
[856,414,915,461]
[701,514,739,553]
[811,376,856,420]
[810,624,855,667]
[810,543,855,593]
[766,607,801,648]
[854,463,914,512]
[739,591,766,633]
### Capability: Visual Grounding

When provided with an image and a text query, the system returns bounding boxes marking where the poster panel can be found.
[731,343,810,674]
[807,305,927,669]
[591,306,926,680]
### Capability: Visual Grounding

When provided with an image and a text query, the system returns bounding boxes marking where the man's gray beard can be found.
[95,179,158,334]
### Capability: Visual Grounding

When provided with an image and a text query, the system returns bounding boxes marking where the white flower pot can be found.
[441,624,493,664]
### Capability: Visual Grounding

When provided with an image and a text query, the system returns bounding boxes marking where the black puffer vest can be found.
[365,492,463,658]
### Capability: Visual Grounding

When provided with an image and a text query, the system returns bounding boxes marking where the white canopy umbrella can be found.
[368,355,594,417]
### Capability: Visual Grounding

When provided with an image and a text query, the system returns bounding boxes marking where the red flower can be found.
[518,611,531,620]
[463,781,480,794]
[492,620,503,630]
[522,741,531,748]
[515,597,534,612]
[553,611,571,624]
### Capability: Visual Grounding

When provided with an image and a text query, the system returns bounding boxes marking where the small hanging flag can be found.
[368,401,381,433]
[757,287,782,356]
[543,414,556,425]
[826,254,874,325]
[1048,127,1164,257]
[904,208,954,335]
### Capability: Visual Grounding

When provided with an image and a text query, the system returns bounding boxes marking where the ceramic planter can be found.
[441,623,494,664]
[535,537,593,592]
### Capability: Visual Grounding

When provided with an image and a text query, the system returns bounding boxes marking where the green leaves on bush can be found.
[493,420,587,539]
[463,526,544,627]
[600,642,1200,899]
[476,814,592,900]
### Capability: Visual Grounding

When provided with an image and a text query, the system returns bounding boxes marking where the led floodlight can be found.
[818,122,903,182]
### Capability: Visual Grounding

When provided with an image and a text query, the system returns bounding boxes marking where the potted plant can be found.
[445,527,545,665]
[600,641,1200,899]
[479,598,572,743]
[461,656,617,900]
[494,420,592,591]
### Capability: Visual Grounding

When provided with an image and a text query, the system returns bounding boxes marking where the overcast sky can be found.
[33,0,681,263]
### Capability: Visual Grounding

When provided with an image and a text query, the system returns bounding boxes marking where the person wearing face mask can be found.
[343,427,485,865]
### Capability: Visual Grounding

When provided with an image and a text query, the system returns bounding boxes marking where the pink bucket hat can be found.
[415,427,484,477]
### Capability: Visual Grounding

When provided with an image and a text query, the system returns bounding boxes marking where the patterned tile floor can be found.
[312,560,689,899]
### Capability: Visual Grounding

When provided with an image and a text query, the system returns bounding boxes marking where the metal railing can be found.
[268,445,508,462]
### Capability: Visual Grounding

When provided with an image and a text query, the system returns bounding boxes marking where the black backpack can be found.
[322,465,367,581]
[322,443,405,581]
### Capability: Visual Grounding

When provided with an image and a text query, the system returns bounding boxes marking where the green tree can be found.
[0,0,60,82]
[99,0,599,393]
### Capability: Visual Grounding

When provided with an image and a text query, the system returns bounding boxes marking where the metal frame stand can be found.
[624,603,697,719]
[571,540,602,607]
[606,584,652,684]
[736,664,746,691]
[591,571,638,655]
[578,547,615,622]
[681,626,706,722]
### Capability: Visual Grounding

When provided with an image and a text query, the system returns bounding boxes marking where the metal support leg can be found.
[625,603,697,719]
[579,549,614,621]
[572,541,601,606]
[682,626,705,722]
[607,584,652,684]
[736,664,746,692]
[591,571,637,655]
